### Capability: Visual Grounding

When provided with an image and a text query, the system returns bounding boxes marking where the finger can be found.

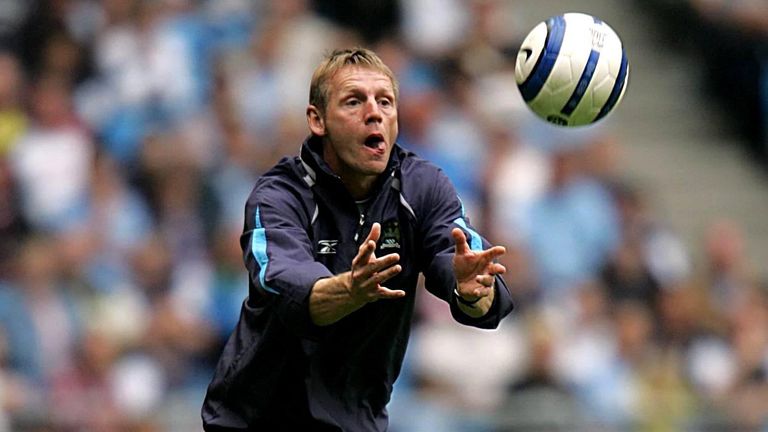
[475,274,495,287]
[471,246,505,269]
[461,246,504,273]
[376,286,406,299]
[355,223,383,266]
[353,238,378,268]
[354,253,400,281]
[471,286,493,298]
[457,284,492,299]
[370,251,399,267]
[366,222,381,243]
[371,264,402,285]
[481,245,506,261]
[487,262,506,275]
[452,228,469,255]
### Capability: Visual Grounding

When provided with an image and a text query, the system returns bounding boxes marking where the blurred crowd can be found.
[639,0,768,167]
[0,0,766,431]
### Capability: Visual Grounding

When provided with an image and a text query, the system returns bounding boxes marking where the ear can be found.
[306,105,326,136]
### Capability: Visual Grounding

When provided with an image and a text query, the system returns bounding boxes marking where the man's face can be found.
[308,66,398,185]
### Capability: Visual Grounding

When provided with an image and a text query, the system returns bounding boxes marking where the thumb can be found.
[452,228,469,255]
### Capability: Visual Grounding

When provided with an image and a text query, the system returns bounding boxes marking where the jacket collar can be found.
[298,135,402,188]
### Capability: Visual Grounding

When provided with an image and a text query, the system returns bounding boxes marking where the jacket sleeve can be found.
[240,178,333,339]
[418,168,514,329]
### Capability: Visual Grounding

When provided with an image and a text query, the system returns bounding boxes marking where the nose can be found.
[364,99,382,124]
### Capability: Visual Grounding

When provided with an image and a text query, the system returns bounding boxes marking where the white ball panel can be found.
[514,21,548,85]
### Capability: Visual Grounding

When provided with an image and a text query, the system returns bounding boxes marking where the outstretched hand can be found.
[452,228,506,302]
[310,223,403,326]
[347,222,405,303]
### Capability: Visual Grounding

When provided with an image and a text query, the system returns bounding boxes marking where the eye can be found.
[345,98,360,107]
[378,98,393,107]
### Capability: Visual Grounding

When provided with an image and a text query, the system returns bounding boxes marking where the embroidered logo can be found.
[318,240,339,255]
[380,221,401,250]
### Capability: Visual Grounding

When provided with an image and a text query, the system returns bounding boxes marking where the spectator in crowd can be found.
[522,140,621,304]
[10,73,94,233]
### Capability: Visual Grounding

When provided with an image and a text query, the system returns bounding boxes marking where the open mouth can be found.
[364,133,385,149]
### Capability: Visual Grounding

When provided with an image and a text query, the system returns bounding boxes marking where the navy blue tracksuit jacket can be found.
[202,137,514,431]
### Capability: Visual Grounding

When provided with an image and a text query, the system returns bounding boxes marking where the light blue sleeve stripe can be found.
[252,206,279,294]
[453,217,483,252]
[454,196,483,251]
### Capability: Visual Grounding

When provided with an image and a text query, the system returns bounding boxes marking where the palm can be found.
[454,250,493,282]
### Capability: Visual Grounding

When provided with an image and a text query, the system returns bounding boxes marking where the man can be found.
[202,47,514,431]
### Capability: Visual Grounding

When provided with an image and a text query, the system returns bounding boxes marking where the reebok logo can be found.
[318,240,338,255]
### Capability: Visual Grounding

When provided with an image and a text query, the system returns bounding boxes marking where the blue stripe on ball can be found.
[594,48,629,122]
[561,49,601,115]
[518,15,566,102]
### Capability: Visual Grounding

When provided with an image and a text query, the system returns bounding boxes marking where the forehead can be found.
[330,66,394,95]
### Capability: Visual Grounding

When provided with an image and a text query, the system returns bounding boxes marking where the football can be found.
[515,12,629,127]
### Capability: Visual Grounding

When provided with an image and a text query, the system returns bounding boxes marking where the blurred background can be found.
[0,0,766,430]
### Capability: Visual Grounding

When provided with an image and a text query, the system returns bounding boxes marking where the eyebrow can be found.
[338,84,395,99]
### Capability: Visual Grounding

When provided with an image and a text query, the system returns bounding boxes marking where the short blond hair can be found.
[309,47,399,112]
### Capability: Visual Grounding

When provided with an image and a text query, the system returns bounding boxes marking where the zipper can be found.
[354,212,366,243]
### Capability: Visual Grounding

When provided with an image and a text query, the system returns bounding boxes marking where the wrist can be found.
[453,287,481,307]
